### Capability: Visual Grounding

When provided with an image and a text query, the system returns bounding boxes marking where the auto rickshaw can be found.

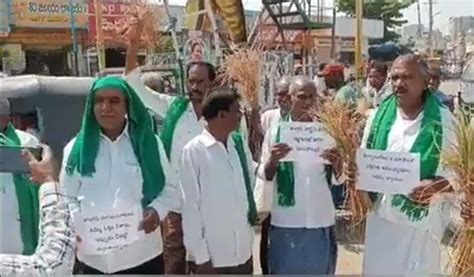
[0,66,182,162]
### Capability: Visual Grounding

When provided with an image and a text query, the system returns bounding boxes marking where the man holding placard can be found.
[259,76,338,274]
[60,76,179,274]
[0,98,41,256]
[359,54,456,275]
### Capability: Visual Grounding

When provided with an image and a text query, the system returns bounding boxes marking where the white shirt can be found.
[180,129,255,267]
[60,126,180,274]
[260,108,282,135]
[254,108,282,212]
[0,129,39,254]
[126,69,250,212]
[361,106,456,275]
[362,83,392,108]
[313,76,327,93]
[257,121,336,229]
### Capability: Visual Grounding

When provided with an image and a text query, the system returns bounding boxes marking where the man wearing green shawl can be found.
[60,76,179,274]
[0,98,40,256]
[180,87,257,274]
[259,76,338,274]
[361,54,456,275]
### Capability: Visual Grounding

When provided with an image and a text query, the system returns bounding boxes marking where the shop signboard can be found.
[87,0,131,45]
[12,0,88,28]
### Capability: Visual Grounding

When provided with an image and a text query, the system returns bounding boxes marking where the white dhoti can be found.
[363,212,444,275]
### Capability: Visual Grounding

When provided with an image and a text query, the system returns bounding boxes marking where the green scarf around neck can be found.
[160,96,190,159]
[366,91,443,222]
[275,116,296,207]
[231,132,258,225]
[0,123,39,254]
[65,76,166,208]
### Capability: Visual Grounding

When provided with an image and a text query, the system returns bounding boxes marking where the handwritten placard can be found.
[278,122,334,162]
[76,205,143,255]
[356,149,420,194]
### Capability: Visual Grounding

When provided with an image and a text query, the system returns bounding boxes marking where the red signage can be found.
[87,0,131,46]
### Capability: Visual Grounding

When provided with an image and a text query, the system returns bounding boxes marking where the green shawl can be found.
[275,116,296,207]
[366,91,443,221]
[232,132,258,226]
[0,123,39,254]
[65,76,166,208]
[160,96,190,159]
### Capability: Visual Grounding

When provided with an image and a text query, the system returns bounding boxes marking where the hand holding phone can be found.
[0,146,41,174]
[23,144,58,184]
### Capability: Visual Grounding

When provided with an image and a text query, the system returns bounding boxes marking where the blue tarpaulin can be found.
[368,43,401,61]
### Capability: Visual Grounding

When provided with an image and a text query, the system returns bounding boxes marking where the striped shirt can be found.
[0,182,75,276]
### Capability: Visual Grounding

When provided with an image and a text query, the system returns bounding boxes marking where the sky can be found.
[168,0,474,35]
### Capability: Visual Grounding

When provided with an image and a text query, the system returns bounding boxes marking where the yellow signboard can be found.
[12,0,88,28]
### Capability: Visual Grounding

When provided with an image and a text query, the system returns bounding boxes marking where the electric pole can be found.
[427,0,434,57]
[355,0,363,79]
[330,2,336,60]
[416,0,422,38]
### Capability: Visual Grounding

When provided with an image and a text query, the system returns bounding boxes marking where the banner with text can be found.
[12,0,88,28]
[75,204,143,255]
[278,122,334,163]
[356,149,420,195]
[87,0,131,45]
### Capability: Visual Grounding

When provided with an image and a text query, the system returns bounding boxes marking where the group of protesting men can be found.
[1,21,474,276]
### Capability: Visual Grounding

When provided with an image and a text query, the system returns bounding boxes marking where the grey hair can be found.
[289,75,317,94]
[278,75,291,85]
[393,54,429,78]
[140,72,164,93]
[276,76,291,89]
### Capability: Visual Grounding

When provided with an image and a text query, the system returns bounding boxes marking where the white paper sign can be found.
[356,149,420,194]
[76,205,143,255]
[278,122,334,162]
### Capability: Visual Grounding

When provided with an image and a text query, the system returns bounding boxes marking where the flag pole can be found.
[355,0,363,80]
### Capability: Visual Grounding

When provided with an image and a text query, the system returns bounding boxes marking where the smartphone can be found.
[0,146,42,174]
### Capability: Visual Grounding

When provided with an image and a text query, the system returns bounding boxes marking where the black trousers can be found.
[259,215,271,274]
[74,254,164,275]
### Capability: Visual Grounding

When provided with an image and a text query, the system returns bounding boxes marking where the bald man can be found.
[257,76,338,274]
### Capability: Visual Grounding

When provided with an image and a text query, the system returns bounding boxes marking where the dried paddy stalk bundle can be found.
[443,113,474,276]
[219,48,263,109]
[311,97,372,225]
[114,0,160,47]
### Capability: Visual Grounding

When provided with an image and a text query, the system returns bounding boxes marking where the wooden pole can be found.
[94,0,105,72]
[355,0,363,80]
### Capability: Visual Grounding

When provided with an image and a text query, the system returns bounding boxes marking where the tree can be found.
[336,0,414,43]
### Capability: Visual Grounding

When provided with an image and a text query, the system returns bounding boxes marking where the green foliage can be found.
[336,0,414,43]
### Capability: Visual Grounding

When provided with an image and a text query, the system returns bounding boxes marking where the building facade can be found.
[0,0,88,75]
[449,16,474,41]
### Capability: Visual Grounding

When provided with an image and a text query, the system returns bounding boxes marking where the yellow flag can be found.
[185,0,247,44]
